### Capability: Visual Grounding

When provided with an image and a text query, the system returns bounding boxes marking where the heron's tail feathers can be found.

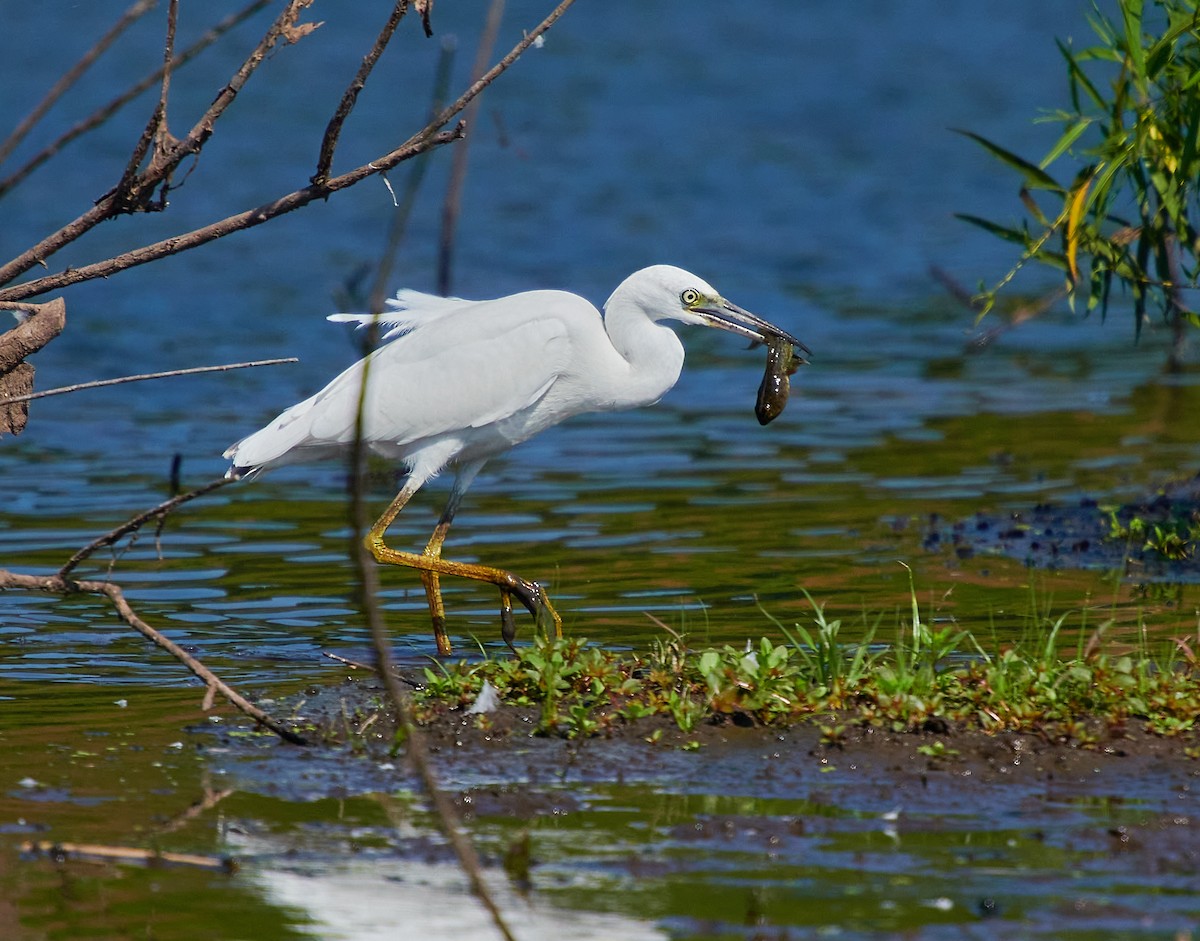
[328,290,474,342]
[223,394,328,480]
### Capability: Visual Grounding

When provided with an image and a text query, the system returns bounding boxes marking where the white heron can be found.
[224,265,808,655]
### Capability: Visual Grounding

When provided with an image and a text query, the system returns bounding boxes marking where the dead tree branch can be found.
[0,475,307,744]
[0,298,65,434]
[0,0,273,200]
[0,127,461,303]
[0,0,321,288]
[57,477,234,579]
[0,0,576,304]
[0,569,305,743]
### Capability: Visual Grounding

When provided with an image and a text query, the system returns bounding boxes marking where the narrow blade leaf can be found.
[955,130,1065,192]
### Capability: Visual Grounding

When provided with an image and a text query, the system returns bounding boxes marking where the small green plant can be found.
[1146,524,1192,559]
[1101,499,1200,560]
[767,589,880,699]
[916,740,960,760]
[402,583,1200,747]
[961,0,1200,364]
[1102,506,1147,542]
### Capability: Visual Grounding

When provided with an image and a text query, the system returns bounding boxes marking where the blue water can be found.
[5,2,1195,681]
[5,6,1200,941]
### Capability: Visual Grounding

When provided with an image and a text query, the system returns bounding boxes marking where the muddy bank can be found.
[234,673,1200,807]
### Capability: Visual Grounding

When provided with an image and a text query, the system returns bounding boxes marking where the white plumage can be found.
[224,265,807,654]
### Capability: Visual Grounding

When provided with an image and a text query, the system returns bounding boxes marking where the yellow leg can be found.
[418,511,454,655]
[365,482,562,654]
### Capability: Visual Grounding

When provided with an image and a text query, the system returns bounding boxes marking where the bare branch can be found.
[0,473,306,743]
[0,125,464,303]
[0,0,577,304]
[183,0,320,155]
[0,0,273,200]
[313,0,410,187]
[0,0,157,167]
[0,357,298,406]
[428,0,573,137]
[0,567,306,744]
[116,0,179,203]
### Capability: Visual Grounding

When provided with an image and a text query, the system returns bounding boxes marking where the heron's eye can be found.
[680,288,701,307]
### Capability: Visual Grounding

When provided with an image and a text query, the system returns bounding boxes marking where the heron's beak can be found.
[696,298,812,360]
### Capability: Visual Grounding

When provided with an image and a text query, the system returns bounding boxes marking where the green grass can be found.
[412,586,1200,746]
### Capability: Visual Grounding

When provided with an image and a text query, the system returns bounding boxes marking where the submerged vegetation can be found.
[410,587,1200,748]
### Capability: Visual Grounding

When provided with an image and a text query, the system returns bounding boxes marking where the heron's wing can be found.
[327,291,475,341]
[228,292,589,474]
[310,307,574,447]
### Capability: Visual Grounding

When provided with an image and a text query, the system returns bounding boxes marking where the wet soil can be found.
[235,673,1200,824]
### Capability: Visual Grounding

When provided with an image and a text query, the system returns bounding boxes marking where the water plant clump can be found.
[960,0,1200,367]
[411,591,1200,745]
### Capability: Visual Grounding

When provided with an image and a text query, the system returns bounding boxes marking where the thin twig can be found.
[367,36,457,316]
[0,0,156,167]
[0,0,273,200]
[3,475,303,744]
[57,476,233,579]
[114,0,178,210]
[437,0,505,296]
[313,0,409,186]
[0,357,298,406]
[348,212,517,941]
[0,129,462,303]
[426,0,572,146]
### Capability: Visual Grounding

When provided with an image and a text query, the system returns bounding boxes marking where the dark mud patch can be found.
[923,473,1200,580]
[214,673,1200,828]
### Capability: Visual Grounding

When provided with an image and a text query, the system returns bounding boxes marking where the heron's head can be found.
[608,265,810,355]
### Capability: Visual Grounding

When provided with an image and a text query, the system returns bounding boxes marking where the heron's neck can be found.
[601,302,685,408]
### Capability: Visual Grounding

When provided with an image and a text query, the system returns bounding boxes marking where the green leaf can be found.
[1181,95,1200,177]
[955,130,1065,192]
[954,213,1032,246]
[1057,38,1108,112]
[1144,15,1196,79]
[1039,118,1093,169]
[1121,0,1147,89]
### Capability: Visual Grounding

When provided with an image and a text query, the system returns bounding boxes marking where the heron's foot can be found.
[504,576,562,642]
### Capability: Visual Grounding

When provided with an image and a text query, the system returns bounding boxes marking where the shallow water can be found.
[2,2,1199,938]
